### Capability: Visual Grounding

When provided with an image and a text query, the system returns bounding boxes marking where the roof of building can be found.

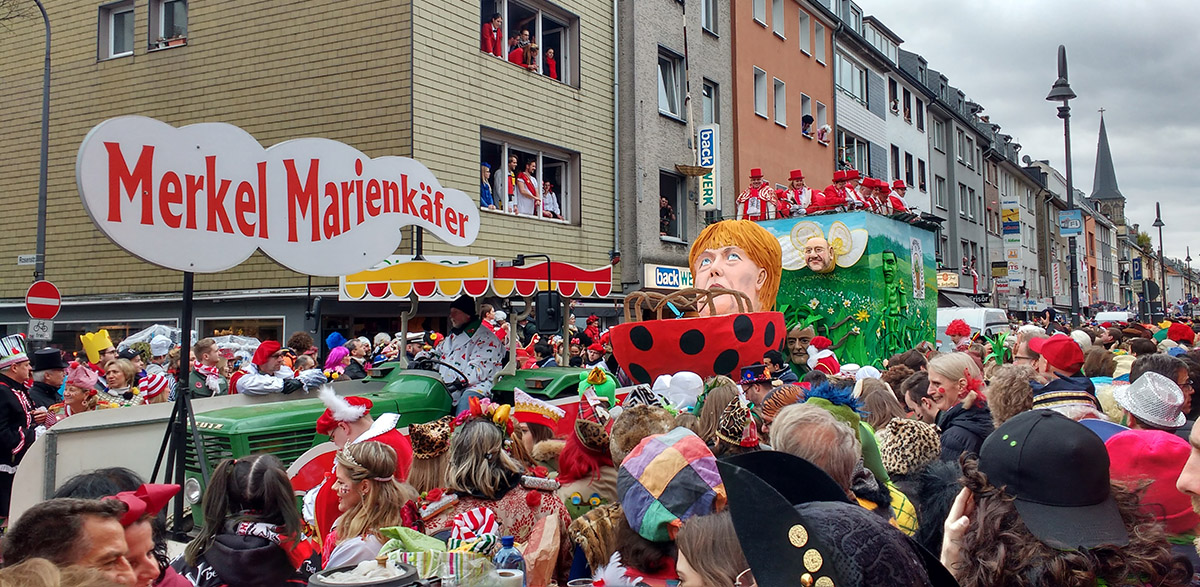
[1089,115,1125,202]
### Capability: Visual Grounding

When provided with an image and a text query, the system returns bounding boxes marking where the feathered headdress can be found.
[315,385,372,435]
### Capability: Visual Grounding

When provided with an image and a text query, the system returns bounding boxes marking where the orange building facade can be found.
[730,0,838,204]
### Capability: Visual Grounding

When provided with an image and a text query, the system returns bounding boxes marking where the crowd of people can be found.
[5,296,1200,585]
[480,13,559,82]
[480,155,565,219]
[736,166,912,221]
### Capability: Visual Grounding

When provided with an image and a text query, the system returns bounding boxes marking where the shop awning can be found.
[938,290,981,308]
[339,256,614,301]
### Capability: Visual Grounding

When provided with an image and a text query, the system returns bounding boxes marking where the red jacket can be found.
[481,22,502,57]
[546,56,558,80]
[508,47,525,66]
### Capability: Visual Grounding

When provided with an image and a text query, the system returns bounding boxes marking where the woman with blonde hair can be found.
[324,442,420,569]
[926,352,993,461]
[675,511,752,587]
[98,358,143,407]
[407,416,452,494]
[696,377,738,445]
[857,378,907,430]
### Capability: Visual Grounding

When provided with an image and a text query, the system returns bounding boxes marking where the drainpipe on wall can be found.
[830,22,843,169]
[611,0,621,281]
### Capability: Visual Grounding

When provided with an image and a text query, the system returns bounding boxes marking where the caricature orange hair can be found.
[689,220,782,311]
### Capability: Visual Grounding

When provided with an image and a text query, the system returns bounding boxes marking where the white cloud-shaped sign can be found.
[76,116,479,276]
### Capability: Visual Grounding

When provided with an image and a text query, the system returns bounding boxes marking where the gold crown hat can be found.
[513,388,566,430]
[80,329,114,364]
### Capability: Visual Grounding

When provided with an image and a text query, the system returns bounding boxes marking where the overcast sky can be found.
[867,0,1200,261]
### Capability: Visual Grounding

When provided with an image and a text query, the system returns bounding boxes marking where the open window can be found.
[658,47,685,119]
[660,170,684,240]
[481,0,579,87]
[481,131,578,223]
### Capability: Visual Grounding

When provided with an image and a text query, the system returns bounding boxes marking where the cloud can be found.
[868,0,1200,258]
[76,116,478,276]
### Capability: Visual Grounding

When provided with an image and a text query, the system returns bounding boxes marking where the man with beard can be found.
[428,295,505,413]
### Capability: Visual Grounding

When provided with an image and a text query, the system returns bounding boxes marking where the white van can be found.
[935,308,1010,351]
[1094,311,1135,324]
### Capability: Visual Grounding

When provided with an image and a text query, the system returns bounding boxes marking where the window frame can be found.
[753,0,767,25]
[481,130,580,225]
[890,145,901,181]
[959,183,969,218]
[772,0,785,38]
[935,175,947,209]
[492,0,581,88]
[99,0,135,60]
[815,101,828,138]
[701,78,719,125]
[813,22,826,63]
[148,0,187,48]
[915,98,925,131]
[773,78,787,126]
[918,159,927,192]
[835,53,867,104]
[659,169,686,241]
[753,67,769,118]
[657,46,686,120]
[798,11,811,55]
[932,119,945,152]
[700,0,718,34]
[904,152,914,187]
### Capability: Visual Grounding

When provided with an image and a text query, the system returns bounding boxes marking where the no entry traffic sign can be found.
[25,280,61,320]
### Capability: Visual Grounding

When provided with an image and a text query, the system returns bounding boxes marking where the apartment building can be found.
[731,0,838,199]
[617,0,734,290]
[0,0,616,342]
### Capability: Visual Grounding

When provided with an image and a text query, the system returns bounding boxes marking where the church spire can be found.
[1089,113,1124,201]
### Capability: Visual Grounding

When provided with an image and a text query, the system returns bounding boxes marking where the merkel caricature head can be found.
[689,220,782,314]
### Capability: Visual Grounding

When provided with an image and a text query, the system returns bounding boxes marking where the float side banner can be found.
[75,116,479,276]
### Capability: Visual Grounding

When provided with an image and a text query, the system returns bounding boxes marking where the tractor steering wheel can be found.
[410,357,471,393]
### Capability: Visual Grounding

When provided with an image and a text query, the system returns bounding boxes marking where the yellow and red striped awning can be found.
[339,256,613,301]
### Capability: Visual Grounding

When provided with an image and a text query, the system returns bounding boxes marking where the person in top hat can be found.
[229,340,304,395]
[821,169,850,211]
[424,295,505,414]
[27,348,69,409]
[943,410,1191,586]
[858,177,881,213]
[0,334,45,521]
[738,363,777,406]
[306,386,414,542]
[890,179,910,213]
[774,168,818,218]
[841,168,869,210]
[735,168,778,221]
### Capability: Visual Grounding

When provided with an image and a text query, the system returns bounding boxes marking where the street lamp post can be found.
[32,0,51,282]
[1187,246,1193,313]
[1153,203,1166,320]
[1046,45,1080,328]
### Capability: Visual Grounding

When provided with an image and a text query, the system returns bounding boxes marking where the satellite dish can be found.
[1021,155,1033,165]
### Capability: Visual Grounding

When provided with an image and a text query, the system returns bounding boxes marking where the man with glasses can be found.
[1013,329,1047,369]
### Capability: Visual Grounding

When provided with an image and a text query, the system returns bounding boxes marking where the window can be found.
[932,119,945,151]
[814,23,826,63]
[657,48,685,119]
[956,128,967,161]
[888,78,898,112]
[199,318,283,342]
[772,0,784,37]
[965,138,975,167]
[701,0,717,33]
[815,101,827,137]
[839,132,870,173]
[959,183,969,218]
[918,159,927,192]
[660,171,684,240]
[835,53,866,103]
[976,147,982,174]
[904,152,914,187]
[800,93,812,134]
[150,0,187,45]
[848,5,862,33]
[902,88,912,122]
[754,67,768,117]
[890,145,901,181]
[753,0,766,24]
[773,78,787,126]
[100,1,135,59]
[915,98,925,131]
[798,11,811,54]
[481,132,578,223]
[496,0,580,86]
[702,79,719,124]
[935,176,947,208]
[968,187,978,220]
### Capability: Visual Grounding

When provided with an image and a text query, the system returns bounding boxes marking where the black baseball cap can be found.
[979,410,1129,549]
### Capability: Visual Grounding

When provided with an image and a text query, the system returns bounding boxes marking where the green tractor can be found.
[181,357,584,525]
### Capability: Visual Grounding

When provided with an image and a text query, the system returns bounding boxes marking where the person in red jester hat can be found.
[945,319,972,352]
[305,386,414,543]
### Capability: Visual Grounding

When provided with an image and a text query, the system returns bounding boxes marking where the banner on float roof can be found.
[76,116,479,276]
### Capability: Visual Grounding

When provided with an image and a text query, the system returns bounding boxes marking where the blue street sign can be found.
[1132,257,1143,281]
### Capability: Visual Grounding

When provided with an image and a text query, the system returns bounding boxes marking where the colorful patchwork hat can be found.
[617,427,726,543]
[409,416,453,460]
[514,388,565,430]
[0,334,28,370]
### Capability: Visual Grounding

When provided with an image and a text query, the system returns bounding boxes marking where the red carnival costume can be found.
[736,168,778,221]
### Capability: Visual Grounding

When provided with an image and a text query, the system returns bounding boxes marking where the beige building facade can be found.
[0,0,616,345]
